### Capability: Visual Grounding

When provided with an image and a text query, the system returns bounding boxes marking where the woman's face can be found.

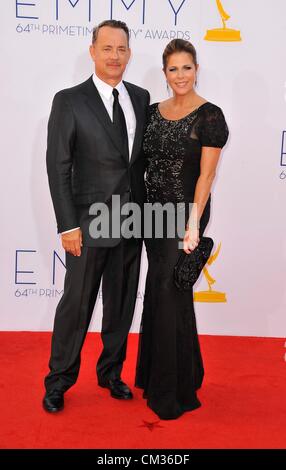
[165,51,197,96]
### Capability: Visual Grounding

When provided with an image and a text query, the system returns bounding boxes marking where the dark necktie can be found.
[112,88,129,160]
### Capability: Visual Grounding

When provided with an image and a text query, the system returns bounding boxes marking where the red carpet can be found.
[0,332,285,449]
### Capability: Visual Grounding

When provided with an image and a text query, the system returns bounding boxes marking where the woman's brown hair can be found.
[163,39,198,71]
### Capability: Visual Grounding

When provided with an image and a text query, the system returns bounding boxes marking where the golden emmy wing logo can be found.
[204,0,241,42]
[194,242,227,303]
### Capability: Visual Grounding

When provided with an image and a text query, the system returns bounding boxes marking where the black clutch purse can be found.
[174,237,214,290]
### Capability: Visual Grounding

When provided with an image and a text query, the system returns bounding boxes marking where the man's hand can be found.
[61,228,83,256]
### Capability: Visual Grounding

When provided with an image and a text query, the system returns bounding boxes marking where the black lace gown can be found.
[135,102,229,420]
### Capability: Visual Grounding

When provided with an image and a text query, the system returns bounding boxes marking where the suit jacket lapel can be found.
[83,77,127,162]
[83,77,144,166]
[124,81,145,166]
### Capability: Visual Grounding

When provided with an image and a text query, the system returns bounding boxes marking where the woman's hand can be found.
[183,227,200,254]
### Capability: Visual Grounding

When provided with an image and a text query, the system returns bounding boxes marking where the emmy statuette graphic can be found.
[204,0,241,42]
[194,242,227,303]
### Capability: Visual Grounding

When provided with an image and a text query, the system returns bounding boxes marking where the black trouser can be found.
[44,238,142,392]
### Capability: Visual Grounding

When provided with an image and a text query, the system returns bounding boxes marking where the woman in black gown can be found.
[135,39,229,420]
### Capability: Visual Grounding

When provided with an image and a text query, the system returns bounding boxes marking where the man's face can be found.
[89,26,131,85]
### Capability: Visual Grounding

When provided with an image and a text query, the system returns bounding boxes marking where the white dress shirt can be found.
[62,73,136,234]
[92,72,136,157]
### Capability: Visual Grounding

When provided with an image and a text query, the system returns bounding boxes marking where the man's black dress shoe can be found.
[98,378,133,400]
[43,390,64,413]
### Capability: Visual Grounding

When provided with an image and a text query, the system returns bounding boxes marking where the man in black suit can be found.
[43,20,150,412]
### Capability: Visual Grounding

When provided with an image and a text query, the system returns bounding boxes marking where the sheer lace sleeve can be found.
[197,105,229,148]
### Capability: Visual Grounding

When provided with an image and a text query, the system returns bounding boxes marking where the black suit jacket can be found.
[46,76,150,246]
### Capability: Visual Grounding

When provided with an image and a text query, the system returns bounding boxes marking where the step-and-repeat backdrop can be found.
[1,1,286,337]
